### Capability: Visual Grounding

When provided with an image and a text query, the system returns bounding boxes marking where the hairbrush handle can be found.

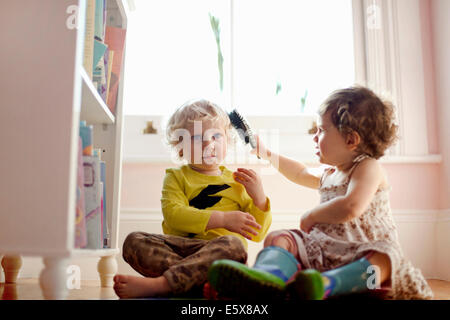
[228,109,260,158]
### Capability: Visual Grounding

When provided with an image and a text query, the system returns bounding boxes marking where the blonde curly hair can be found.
[165,99,234,158]
[318,86,399,159]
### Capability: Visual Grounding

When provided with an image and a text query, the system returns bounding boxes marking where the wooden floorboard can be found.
[0,278,449,300]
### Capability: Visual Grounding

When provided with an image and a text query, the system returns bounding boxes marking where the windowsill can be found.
[380,154,442,164]
[122,115,443,166]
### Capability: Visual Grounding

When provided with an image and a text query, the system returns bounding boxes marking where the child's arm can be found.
[206,210,262,240]
[233,168,268,211]
[300,158,383,232]
[232,167,272,242]
[238,203,271,242]
[253,135,320,189]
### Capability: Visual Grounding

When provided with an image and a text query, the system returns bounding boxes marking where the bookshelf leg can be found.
[0,255,4,283]
[39,257,69,300]
[97,255,117,287]
[1,255,23,283]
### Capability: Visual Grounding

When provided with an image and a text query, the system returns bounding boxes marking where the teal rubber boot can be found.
[208,246,300,300]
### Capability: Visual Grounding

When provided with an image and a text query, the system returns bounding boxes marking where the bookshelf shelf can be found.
[0,0,127,299]
[72,248,120,258]
[80,67,115,125]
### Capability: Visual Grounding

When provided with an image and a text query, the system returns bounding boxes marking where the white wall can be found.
[431,0,450,280]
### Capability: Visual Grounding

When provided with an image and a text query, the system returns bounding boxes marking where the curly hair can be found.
[318,86,398,159]
[165,99,234,159]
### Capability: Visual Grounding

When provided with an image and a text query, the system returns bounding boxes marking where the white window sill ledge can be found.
[380,154,442,164]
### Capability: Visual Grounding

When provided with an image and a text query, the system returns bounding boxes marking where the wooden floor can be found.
[0,278,449,300]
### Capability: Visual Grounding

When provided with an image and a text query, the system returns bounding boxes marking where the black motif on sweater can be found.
[189,184,231,209]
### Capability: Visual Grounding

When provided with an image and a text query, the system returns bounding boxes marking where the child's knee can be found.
[264,230,293,247]
[264,230,298,257]
[366,251,392,284]
[122,232,138,262]
[123,231,142,249]
[122,231,149,262]
[263,231,280,247]
[212,235,247,263]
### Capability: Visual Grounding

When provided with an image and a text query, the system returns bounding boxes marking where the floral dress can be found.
[288,154,433,299]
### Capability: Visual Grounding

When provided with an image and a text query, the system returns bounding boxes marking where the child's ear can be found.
[346,130,361,150]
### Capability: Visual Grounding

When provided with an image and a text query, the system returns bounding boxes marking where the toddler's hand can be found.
[300,211,316,233]
[233,168,268,211]
[224,211,262,240]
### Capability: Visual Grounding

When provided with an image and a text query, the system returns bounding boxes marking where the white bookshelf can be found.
[0,0,127,299]
[80,67,115,124]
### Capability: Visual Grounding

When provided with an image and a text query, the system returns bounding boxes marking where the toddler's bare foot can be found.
[113,274,171,299]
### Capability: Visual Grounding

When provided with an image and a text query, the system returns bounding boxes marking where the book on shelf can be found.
[84,0,114,107]
[79,121,94,156]
[101,47,110,102]
[93,39,108,71]
[94,148,110,248]
[75,137,88,249]
[99,159,110,248]
[83,154,104,249]
[77,125,109,250]
[83,0,96,79]
[93,46,109,103]
[94,0,106,42]
[104,26,126,115]
[105,50,114,103]
[92,39,108,102]
[82,0,125,114]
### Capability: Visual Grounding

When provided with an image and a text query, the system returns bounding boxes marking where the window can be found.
[122,0,436,162]
[123,0,355,116]
[233,0,355,115]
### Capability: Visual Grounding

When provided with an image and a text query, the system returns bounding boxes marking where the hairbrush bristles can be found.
[228,109,257,149]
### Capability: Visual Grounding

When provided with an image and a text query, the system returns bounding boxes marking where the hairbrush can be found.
[228,109,257,149]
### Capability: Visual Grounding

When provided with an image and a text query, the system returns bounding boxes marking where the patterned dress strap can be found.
[319,166,335,188]
[345,154,370,184]
[353,153,370,163]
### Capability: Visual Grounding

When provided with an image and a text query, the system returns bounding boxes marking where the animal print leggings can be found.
[122,232,247,295]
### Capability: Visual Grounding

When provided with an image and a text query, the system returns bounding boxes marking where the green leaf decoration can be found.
[209,13,224,91]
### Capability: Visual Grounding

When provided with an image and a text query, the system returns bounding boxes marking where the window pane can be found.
[123,0,230,115]
[123,0,355,116]
[233,0,355,115]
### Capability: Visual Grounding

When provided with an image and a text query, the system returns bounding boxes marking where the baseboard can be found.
[435,209,450,281]
[120,208,449,222]
[437,209,450,222]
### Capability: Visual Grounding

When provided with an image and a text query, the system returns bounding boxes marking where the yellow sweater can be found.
[160,165,272,248]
